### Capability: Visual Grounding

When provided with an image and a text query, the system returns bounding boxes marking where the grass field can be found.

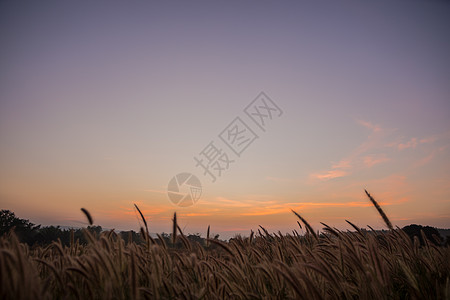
[1,193,449,299]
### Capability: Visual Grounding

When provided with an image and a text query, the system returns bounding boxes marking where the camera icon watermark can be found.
[167,173,202,207]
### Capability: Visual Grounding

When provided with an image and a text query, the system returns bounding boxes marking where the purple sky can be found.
[1,1,449,238]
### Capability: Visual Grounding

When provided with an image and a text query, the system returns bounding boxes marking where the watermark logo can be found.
[167,92,283,207]
[219,117,258,157]
[244,92,283,131]
[167,173,202,207]
[194,141,235,183]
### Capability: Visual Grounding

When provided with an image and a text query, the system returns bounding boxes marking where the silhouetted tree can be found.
[87,225,103,235]
[120,230,143,245]
[187,233,205,246]
[402,224,442,246]
[0,209,40,245]
[36,226,72,245]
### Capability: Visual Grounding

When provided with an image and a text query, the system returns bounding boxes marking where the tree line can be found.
[0,209,446,247]
[0,209,220,247]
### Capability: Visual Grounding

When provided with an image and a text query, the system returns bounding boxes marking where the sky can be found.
[1,0,449,239]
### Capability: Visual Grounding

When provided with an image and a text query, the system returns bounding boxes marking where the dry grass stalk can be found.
[80,208,93,226]
[1,191,449,299]
[365,189,393,230]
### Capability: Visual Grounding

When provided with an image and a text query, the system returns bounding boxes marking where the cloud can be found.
[310,170,348,180]
[357,120,382,133]
[310,119,390,181]
[213,196,253,207]
[241,208,288,216]
[363,154,389,167]
[309,158,353,181]
[309,121,449,182]
[331,159,352,169]
[384,130,450,168]
[398,138,418,150]
[413,146,447,168]
[179,213,211,217]
[390,130,450,151]
[122,205,170,216]
[419,137,437,144]
[239,199,402,217]
[211,196,277,208]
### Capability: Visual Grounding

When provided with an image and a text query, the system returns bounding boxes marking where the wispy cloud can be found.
[121,204,171,217]
[310,120,390,181]
[390,130,450,169]
[179,213,211,217]
[363,154,389,167]
[357,120,382,133]
[332,159,352,169]
[211,196,277,208]
[419,137,437,144]
[389,130,450,152]
[239,199,403,217]
[398,138,418,150]
[241,208,288,216]
[309,122,450,183]
[413,146,447,168]
[310,170,348,180]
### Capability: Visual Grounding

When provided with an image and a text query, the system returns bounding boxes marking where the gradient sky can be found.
[1,0,449,238]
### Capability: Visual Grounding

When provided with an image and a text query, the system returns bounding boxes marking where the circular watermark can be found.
[167,173,202,207]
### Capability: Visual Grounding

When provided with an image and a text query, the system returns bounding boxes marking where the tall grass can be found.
[1,192,449,299]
